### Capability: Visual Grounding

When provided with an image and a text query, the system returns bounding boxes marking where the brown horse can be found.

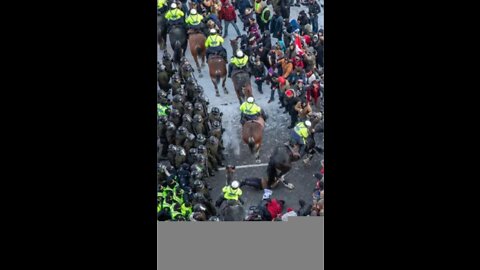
[207,55,228,97]
[188,32,206,77]
[242,116,265,163]
[231,70,253,104]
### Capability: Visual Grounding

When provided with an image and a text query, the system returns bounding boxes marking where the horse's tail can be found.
[215,72,221,85]
[248,136,255,154]
[173,41,182,62]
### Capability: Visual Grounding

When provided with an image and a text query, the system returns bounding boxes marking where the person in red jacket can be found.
[292,55,305,70]
[219,0,241,37]
[258,195,285,221]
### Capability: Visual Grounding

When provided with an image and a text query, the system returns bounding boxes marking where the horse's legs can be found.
[255,144,261,163]
[201,50,206,68]
[222,76,228,94]
[237,93,243,105]
[193,54,202,78]
[212,78,220,97]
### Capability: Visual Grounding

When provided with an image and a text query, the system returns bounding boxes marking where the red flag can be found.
[294,34,304,56]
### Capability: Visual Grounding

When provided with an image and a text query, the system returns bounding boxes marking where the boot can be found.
[227,64,233,77]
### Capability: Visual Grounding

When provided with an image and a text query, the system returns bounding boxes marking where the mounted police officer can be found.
[205,28,227,62]
[215,180,245,208]
[239,97,267,125]
[228,50,250,78]
[165,3,186,33]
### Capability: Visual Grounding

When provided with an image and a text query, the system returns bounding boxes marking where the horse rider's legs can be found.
[228,63,233,77]
[240,112,246,125]
[261,110,268,121]
[206,47,213,60]
[215,196,226,208]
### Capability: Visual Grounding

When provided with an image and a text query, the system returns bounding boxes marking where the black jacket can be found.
[308,2,321,18]
[251,63,266,79]
[270,15,284,39]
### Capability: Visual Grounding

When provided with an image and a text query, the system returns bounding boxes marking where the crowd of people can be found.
[157,0,324,221]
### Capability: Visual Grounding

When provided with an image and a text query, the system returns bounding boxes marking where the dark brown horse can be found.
[188,32,206,77]
[207,55,228,97]
[157,12,169,50]
[266,144,302,190]
[241,116,265,163]
[231,70,253,105]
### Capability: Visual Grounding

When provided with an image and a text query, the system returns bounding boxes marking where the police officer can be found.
[194,133,206,148]
[207,107,222,126]
[187,148,198,165]
[208,120,225,154]
[197,145,214,176]
[172,94,185,115]
[167,144,177,166]
[171,73,183,93]
[193,179,212,202]
[185,8,206,35]
[239,97,267,125]
[174,126,188,145]
[191,154,206,176]
[205,28,227,61]
[181,201,193,218]
[157,0,168,13]
[165,121,177,145]
[183,132,196,153]
[192,114,206,136]
[206,135,224,168]
[174,146,187,169]
[181,114,194,134]
[157,116,169,158]
[183,102,194,117]
[170,202,183,220]
[168,108,182,127]
[157,89,170,108]
[228,50,250,78]
[165,3,186,33]
[215,180,245,208]
[193,102,206,118]
[289,120,312,156]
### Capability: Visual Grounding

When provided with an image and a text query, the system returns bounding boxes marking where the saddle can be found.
[187,28,204,35]
[244,116,265,129]
[283,142,301,160]
[231,68,248,77]
[208,53,224,61]
[169,24,185,33]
